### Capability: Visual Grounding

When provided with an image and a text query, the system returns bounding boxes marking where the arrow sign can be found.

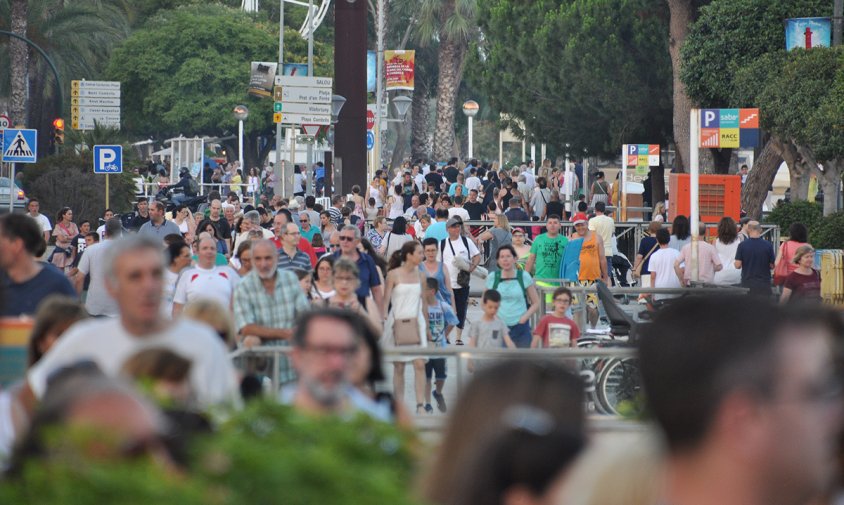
[277,86,332,104]
[278,113,331,125]
[274,75,333,88]
[70,97,121,107]
[278,102,332,115]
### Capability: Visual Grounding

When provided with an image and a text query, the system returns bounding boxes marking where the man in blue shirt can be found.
[0,213,76,316]
[314,162,326,196]
[734,221,775,297]
[333,225,383,309]
[424,208,449,242]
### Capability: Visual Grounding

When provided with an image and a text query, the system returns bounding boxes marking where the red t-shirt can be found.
[784,269,821,302]
[534,314,581,347]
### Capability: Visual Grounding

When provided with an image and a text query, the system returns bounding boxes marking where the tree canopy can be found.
[471,0,673,157]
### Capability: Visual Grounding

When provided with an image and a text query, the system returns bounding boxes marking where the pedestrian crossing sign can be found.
[1,129,37,163]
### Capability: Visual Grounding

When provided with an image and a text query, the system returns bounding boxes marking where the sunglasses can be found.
[338,236,355,242]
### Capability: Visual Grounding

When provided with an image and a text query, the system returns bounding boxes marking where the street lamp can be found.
[331,94,347,122]
[392,95,412,120]
[233,104,249,172]
[462,100,479,159]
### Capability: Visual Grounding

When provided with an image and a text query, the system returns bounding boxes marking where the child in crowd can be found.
[532,287,581,348]
[424,278,458,413]
[468,290,515,372]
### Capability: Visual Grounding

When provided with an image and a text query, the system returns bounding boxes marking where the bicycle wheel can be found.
[596,358,641,416]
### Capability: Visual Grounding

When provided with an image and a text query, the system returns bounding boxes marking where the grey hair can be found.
[341,224,361,240]
[244,210,261,225]
[102,235,165,284]
[250,238,279,257]
[104,217,123,238]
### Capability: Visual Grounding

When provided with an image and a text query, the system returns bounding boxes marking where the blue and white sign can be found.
[2,129,37,163]
[93,145,123,174]
[366,130,375,151]
[786,17,831,51]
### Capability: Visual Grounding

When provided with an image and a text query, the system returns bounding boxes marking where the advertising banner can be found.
[282,63,309,76]
[367,51,376,93]
[385,50,415,91]
[786,17,831,51]
[248,62,278,98]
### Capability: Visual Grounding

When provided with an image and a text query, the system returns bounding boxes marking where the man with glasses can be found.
[298,213,318,243]
[640,296,844,505]
[333,225,383,310]
[286,308,389,419]
[278,223,311,272]
[271,212,316,267]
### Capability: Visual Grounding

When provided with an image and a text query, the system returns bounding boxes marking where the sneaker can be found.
[432,390,447,413]
[424,403,433,414]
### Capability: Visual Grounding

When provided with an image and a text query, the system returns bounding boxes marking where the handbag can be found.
[394,318,420,346]
[633,241,659,278]
[773,242,790,286]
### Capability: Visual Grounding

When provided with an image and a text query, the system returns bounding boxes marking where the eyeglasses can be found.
[338,236,355,242]
[554,297,572,304]
[334,275,356,283]
[302,344,359,358]
[286,231,301,235]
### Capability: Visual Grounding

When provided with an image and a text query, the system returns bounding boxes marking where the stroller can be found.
[610,252,635,287]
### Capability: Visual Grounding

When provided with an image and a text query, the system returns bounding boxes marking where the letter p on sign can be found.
[93,145,123,174]
[702,109,719,129]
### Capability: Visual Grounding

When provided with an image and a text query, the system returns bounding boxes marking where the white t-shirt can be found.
[648,247,681,300]
[96,224,107,242]
[448,207,471,222]
[78,239,119,317]
[440,235,480,289]
[465,176,482,192]
[293,173,305,193]
[173,265,239,309]
[31,213,52,234]
[414,173,426,194]
[161,268,181,317]
[27,318,239,408]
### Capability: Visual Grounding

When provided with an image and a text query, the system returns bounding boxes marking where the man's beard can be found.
[303,374,347,407]
[257,268,276,280]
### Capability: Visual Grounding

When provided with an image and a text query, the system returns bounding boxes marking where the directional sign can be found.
[93,145,123,174]
[274,75,333,88]
[70,97,121,107]
[278,113,331,126]
[276,102,332,115]
[72,119,122,130]
[0,115,10,129]
[73,80,120,90]
[71,80,121,98]
[2,129,37,163]
[70,88,121,98]
[273,112,283,124]
[277,86,332,104]
[366,131,375,151]
[71,106,121,117]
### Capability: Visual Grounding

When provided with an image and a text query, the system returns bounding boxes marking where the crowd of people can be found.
[0,156,839,504]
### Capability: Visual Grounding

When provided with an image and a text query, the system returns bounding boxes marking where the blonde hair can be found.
[559,431,665,505]
[182,299,236,346]
[792,244,815,265]
[495,213,511,233]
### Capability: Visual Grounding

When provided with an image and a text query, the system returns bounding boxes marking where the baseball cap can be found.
[571,212,588,225]
[447,217,462,227]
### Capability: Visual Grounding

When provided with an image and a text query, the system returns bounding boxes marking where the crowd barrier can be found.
[817,250,844,306]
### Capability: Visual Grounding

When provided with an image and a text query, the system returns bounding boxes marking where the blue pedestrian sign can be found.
[93,145,123,174]
[366,130,375,151]
[2,129,37,163]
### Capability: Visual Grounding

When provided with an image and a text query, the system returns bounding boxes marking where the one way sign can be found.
[2,129,38,163]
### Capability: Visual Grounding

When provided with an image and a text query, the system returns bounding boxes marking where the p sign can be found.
[93,145,122,174]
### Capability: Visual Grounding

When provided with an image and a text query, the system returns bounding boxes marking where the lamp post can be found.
[325,94,347,196]
[462,100,479,159]
[233,104,249,173]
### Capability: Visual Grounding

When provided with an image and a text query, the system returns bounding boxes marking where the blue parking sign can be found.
[2,129,38,163]
[93,145,123,174]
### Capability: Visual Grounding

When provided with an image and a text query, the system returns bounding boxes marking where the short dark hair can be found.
[166,241,188,265]
[422,237,439,248]
[292,307,366,348]
[426,277,439,291]
[85,231,99,242]
[656,228,671,245]
[788,222,808,243]
[0,214,45,256]
[639,297,843,452]
[552,287,573,300]
[547,214,561,222]
[483,289,502,303]
[594,201,606,213]
[305,195,315,208]
[435,208,449,219]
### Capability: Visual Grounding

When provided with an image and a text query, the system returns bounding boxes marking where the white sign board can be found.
[70,97,121,107]
[278,86,332,104]
[275,75,333,88]
[279,102,332,115]
[279,113,331,125]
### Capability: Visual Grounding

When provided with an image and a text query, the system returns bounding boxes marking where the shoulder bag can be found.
[633,240,659,278]
[773,242,790,286]
[394,318,421,346]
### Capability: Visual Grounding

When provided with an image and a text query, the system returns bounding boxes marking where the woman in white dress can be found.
[713,216,742,286]
[381,241,430,414]
[388,184,406,220]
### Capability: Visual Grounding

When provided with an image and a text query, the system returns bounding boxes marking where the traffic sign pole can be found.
[690,108,700,283]
[106,174,110,209]
[8,164,14,213]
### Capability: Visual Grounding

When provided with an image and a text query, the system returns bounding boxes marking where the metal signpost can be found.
[93,145,123,209]
[1,128,37,212]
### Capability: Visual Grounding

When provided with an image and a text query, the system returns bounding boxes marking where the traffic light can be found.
[52,118,65,145]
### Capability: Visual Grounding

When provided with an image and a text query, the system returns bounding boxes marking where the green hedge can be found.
[766,200,844,249]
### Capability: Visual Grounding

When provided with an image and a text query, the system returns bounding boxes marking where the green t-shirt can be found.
[529,233,568,280]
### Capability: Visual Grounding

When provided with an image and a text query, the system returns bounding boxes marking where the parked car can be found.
[0,177,26,210]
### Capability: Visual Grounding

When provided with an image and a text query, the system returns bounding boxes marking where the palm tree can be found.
[0,0,131,154]
[395,0,477,161]
[7,0,28,126]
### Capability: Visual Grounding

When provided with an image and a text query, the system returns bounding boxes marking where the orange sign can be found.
[385,50,415,91]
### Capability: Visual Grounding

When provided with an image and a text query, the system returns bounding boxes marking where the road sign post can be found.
[93,145,123,209]
[70,80,121,130]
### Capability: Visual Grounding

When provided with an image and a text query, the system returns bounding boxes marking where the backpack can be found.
[187,177,200,196]
[492,269,529,307]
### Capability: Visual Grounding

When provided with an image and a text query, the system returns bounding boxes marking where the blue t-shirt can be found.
[428,299,458,348]
[735,237,775,288]
[315,165,325,179]
[486,271,534,327]
[424,221,448,242]
[1,263,76,317]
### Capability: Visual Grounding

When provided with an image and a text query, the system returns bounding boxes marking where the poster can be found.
[248,61,278,98]
[385,50,415,91]
[786,17,831,51]
[367,51,376,93]
[282,63,309,76]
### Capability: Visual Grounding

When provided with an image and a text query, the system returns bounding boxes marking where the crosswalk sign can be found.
[2,129,37,163]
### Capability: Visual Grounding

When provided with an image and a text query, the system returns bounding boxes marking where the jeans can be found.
[508,322,532,348]
[171,193,188,206]
[453,286,470,329]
